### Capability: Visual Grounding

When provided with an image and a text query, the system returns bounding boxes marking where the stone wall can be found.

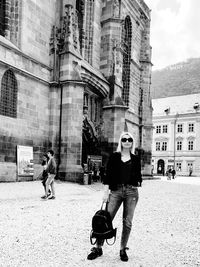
[99,0,153,175]
[0,33,52,182]
[92,0,102,69]
[20,0,57,65]
[0,0,153,181]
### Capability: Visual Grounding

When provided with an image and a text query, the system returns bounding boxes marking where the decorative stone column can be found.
[139,16,153,176]
[56,3,85,182]
[58,81,85,182]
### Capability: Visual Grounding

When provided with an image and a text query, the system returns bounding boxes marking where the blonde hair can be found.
[116,131,135,154]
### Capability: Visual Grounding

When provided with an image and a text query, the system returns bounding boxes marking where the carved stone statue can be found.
[113,0,120,18]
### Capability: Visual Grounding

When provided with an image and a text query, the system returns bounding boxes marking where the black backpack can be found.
[90,202,117,245]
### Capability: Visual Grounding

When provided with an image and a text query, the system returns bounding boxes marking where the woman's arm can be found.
[102,184,110,202]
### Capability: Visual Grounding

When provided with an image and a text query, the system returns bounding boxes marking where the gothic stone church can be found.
[0,0,153,182]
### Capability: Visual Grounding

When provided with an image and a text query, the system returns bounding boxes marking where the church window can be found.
[94,98,98,121]
[76,0,84,53]
[0,0,6,36]
[90,97,94,121]
[122,16,132,106]
[84,93,88,107]
[0,69,18,118]
[84,0,94,64]
[0,0,21,46]
[76,0,94,64]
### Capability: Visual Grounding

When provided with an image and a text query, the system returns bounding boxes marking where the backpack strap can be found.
[101,201,108,211]
[90,230,97,245]
[106,228,117,245]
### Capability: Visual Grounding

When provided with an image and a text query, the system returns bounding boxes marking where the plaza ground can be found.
[0,176,199,267]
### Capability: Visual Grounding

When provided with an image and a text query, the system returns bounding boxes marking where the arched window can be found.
[122,16,132,106]
[0,0,6,36]
[76,0,94,64]
[76,0,85,54]
[84,0,94,64]
[0,69,18,118]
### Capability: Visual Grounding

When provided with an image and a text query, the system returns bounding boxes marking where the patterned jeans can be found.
[98,184,139,249]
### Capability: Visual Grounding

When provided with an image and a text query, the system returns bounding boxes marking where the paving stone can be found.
[0,179,199,266]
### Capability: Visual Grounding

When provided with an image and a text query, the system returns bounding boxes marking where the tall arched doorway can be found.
[157,159,165,175]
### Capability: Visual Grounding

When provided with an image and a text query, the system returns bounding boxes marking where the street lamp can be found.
[173,113,179,170]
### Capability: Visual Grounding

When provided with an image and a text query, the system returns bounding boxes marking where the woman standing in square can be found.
[87,131,142,262]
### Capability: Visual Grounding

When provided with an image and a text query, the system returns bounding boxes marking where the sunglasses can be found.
[121,137,133,143]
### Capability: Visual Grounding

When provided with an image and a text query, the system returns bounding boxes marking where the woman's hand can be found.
[102,185,110,202]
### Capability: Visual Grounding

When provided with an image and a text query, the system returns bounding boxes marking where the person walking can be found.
[43,149,56,200]
[189,167,193,176]
[99,165,105,183]
[87,131,142,262]
[41,153,51,198]
[167,167,172,180]
[171,168,176,179]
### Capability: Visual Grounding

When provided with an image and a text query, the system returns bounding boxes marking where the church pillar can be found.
[55,3,85,182]
[139,15,153,176]
[58,80,85,182]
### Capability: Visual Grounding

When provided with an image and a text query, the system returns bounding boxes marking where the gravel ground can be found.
[0,178,199,267]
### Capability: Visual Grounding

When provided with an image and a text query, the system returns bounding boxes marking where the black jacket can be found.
[103,152,142,190]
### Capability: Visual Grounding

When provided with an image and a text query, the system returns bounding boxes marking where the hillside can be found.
[151,58,200,99]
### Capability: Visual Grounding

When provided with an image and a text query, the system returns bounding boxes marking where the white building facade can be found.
[152,94,200,176]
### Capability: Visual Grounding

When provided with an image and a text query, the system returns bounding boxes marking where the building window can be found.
[76,0,84,53]
[156,125,161,133]
[177,141,182,151]
[90,97,93,121]
[94,98,98,121]
[0,69,18,118]
[85,93,101,123]
[188,123,194,132]
[0,0,5,36]
[122,16,132,106]
[162,125,168,133]
[76,0,95,64]
[0,0,21,46]
[84,93,88,107]
[176,162,182,171]
[188,140,194,151]
[177,124,183,133]
[156,142,160,151]
[162,141,167,151]
[84,0,95,64]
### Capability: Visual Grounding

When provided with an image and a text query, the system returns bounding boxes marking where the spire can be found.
[124,121,128,132]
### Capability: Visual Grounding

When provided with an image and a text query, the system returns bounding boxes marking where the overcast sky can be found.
[144,0,200,70]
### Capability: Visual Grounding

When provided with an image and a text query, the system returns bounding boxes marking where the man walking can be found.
[42,149,56,200]
[171,168,176,179]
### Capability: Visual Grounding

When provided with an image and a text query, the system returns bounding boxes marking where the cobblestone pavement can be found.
[159,175,200,186]
[0,178,199,267]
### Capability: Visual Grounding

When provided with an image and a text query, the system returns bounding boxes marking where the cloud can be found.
[145,0,200,70]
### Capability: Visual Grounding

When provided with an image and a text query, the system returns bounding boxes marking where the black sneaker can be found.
[120,247,129,262]
[41,195,47,199]
[48,196,55,200]
[87,247,103,260]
